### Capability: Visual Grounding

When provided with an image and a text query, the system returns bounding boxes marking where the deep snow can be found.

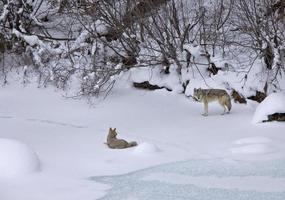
[0,81,285,200]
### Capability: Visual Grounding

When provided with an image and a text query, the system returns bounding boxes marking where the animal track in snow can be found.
[0,115,85,129]
[26,118,86,128]
[0,115,14,119]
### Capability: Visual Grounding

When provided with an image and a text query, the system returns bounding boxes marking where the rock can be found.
[231,90,247,104]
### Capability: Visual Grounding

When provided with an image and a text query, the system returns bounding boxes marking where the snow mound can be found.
[0,138,40,177]
[233,137,271,145]
[252,93,285,123]
[133,143,160,155]
[230,144,274,155]
[231,137,274,155]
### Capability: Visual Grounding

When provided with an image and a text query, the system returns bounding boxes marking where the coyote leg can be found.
[218,100,227,115]
[202,101,208,116]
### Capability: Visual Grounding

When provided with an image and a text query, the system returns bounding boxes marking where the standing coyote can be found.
[106,128,138,149]
[193,88,232,116]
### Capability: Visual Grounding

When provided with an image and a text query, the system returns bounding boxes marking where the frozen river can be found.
[91,159,285,200]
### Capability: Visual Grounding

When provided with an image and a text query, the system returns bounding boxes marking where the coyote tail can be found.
[127,141,138,147]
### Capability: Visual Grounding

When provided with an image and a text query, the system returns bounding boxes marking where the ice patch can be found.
[0,138,40,177]
[91,159,285,200]
[142,172,285,192]
[133,143,160,155]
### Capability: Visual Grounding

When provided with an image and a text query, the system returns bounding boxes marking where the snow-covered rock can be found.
[0,138,40,177]
[252,92,285,123]
[133,143,160,155]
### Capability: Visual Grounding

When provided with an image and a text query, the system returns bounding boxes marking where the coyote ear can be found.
[194,88,197,92]
[114,128,116,131]
[109,127,112,131]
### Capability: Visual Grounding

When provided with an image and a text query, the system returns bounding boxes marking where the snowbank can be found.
[133,143,160,156]
[0,138,40,177]
[252,93,285,123]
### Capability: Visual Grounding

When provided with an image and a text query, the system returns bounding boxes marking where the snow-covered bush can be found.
[0,0,284,99]
[252,93,285,123]
[0,138,40,177]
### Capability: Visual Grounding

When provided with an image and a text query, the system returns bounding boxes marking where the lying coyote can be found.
[194,88,232,116]
[106,128,137,149]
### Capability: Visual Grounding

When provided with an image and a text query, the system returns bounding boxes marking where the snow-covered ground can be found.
[0,79,285,200]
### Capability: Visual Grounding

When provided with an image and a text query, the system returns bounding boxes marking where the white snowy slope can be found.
[0,78,285,200]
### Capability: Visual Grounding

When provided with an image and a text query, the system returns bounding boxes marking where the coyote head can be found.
[193,88,202,101]
[108,128,118,139]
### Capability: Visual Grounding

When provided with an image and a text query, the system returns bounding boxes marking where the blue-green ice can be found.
[91,159,285,200]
